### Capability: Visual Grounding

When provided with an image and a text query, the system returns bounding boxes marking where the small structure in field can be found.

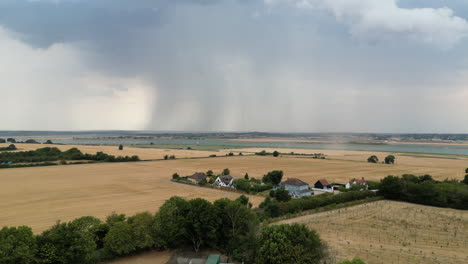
[314,179,333,191]
[280,178,313,198]
[214,175,234,187]
[346,177,368,190]
[205,254,221,264]
[188,172,207,184]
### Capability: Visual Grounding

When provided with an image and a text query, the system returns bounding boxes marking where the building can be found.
[346,177,368,190]
[280,178,313,198]
[188,172,207,184]
[314,179,333,191]
[214,175,234,187]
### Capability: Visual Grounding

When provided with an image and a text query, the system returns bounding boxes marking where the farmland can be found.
[278,200,468,264]
[0,144,467,234]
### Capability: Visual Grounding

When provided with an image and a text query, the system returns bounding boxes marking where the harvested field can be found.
[108,250,173,264]
[1,147,466,233]
[277,200,468,264]
[0,143,226,160]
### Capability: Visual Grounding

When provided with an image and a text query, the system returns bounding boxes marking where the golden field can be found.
[278,200,468,264]
[1,145,467,234]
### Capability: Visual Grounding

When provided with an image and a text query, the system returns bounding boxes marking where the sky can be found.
[0,0,468,133]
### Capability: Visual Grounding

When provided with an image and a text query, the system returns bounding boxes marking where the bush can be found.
[384,155,395,164]
[272,151,279,157]
[0,139,5,143]
[0,226,37,264]
[269,188,291,202]
[228,152,234,156]
[45,140,53,144]
[209,154,217,157]
[262,170,283,186]
[25,139,39,144]
[6,138,16,143]
[222,168,230,175]
[367,155,379,163]
[118,144,123,150]
[172,173,180,180]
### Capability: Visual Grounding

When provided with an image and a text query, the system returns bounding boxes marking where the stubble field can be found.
[1,145,467,234]
[278,200,468,264]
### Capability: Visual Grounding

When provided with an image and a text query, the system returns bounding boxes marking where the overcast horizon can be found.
[1,0,468,133]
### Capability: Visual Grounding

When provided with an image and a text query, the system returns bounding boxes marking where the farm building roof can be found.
[218,175,233,184]
[188,172,207,181]
[282,178,309,187]
[317,179,331,187]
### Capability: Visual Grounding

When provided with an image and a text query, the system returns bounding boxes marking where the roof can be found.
[316,179,331,187]
[205,254,220,264]
[218,175,233,184]
[282,178,309,187]
[350,178,367,185]
[188,172,207,181]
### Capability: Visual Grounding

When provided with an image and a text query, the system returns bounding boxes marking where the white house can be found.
[213,175,234,187]
[346,177,368,190]
[280,178,313,198]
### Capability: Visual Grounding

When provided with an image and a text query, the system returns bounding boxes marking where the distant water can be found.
[1,131,468,156]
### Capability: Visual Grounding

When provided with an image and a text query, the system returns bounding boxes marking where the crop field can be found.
[1,146,466,233]
[278,200,468,264]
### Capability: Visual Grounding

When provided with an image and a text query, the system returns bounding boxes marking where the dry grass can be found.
[107,250,173,264]
[278,200,468,264]
[1,146,466,234]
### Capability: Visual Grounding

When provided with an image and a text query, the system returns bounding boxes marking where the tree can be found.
[379,176,404,200]
[256,224,323,264]
[25,139,38,144]
[172,173,180,180]
[118,144,123,150]
[153,197,189,248]
[367,155,379,163]
[206,170,214,177]
[36,220,98,264]
[272,151,280,157]
[384,155,395,164]
[236,195,250,206]
[0,139,5,143]
[0,226,37,264]
[222,168,230,175]
[6,138,16,143]
[465,168,468,174]
[103,221,136,256]
[262,170,283,186]
[185,198,220,253]
[462,174,468,185]
[164,155,168,160]
[228,152,234,156]
[45,140,53,144]
[7,144,16,150]
[270,188,291,202]
[234,179,251,193]
[244,173,249,180]
[127,212,155,250]
[239,152,243,156]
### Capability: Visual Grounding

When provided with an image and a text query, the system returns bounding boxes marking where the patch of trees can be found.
[262,170,283,186]
[25,139,39,144]
[260,191,377,218]
[7,138,16,143]
[233,178,273,194]
[0,139,5,143]
[367,155,379,163]
[0,147,140,164]
[384,155,395,164]
[0,196,330,264]
[164,155,176,160]
[379,174,468,209]
[45,140,53,144]
[0,144,16,151]
[255,150,281,157]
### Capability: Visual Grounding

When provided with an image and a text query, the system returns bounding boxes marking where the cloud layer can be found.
[0,0,467,132]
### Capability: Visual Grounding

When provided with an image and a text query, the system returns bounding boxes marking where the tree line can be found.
[379,174,468,209]
[0,147,140,163]
[0,196,338,264]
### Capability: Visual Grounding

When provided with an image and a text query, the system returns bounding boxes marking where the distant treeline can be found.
[0,196,336,264]
[0,147,139,163]
[0,144,16,151]
[379,175,468,210]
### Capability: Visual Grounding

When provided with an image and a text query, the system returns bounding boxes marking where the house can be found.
[188,172,207,184]
[314,179,333,191]
[214,175,234,187]
[280,178,313,198]
[346,177,368,190]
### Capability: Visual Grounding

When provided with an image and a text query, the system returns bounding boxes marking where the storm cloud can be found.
[0,0,468,132]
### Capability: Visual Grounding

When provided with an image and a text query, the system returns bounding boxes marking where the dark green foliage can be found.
[462,174,468,185]
[164,155,169,160]
[25,139,39,144]
[228,152,234,156]
[209,154,217,157]
[338,258,366,264]
[255,150,268,156]
[172,173,180,180]
[272,151,280,157]
[367,155,379,163]
[234,179,251,193]
[206,170,214,176]
[103,221,136,256]
[169,155,176,159]
[234,178,274,194]
[384,155,395,164]
[379,175,468,209]
[222,168,230,175]
[0,226,37,264]
[185,198,221,252]
[127,212,155,250]
[256,224,323,264]
[262,170,283,186]
[244,173,249,180]
[45,140,53,144]
[0,147,139,164]
[465,168,468,174]
[6,138,15,143]
[235,195,249,206]
[36,219,98,264]
[269,188,291,202]
[118,144,123,150]
[0,139,5,143]
[239,152,243,156]
[0,144,16,151]
[153,197,190,249]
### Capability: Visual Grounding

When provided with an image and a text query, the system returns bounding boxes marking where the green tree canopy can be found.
[185,198,221,252]
[222,168,230,175]
[384,155,395,164]
[367,155,379,163]
[0,226,37,264]
[153,196,189,248]
[263,170,283,186]
[270,188,291,202]
[256,224,323,264]
[272,151,280,157]
[103,221,136,256]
